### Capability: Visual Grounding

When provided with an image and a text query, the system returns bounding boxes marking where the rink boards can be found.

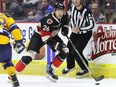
[0,23,116,78]
[0,60,116,78]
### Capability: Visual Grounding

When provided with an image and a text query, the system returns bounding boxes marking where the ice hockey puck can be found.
[95,83,100,85]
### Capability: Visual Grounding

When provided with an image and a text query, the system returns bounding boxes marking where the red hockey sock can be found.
[52,56,63,68]
[15,60,26,72]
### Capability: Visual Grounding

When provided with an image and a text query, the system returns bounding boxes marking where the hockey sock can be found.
[15,60,26,72]
[51,56,63,68]
[1,62,16,75]
[6,66,16,75]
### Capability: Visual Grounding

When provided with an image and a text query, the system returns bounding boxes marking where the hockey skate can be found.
[8,74,20,87]
[62,67,76,75]
[46,66,58,82]
[76,69,88,78]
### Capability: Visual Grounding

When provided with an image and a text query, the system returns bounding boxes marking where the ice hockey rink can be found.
[0,74,116,87]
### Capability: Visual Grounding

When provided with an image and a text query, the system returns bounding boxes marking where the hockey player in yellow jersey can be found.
[0,12,25,87]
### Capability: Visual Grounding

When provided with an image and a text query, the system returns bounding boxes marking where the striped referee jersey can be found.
[70,5,95,34]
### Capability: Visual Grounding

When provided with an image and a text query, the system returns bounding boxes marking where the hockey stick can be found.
[66,36,104,82]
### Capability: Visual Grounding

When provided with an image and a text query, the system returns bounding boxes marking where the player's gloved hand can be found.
[14,40,25,54]
[55,42,68,54]
[61,25,69,36]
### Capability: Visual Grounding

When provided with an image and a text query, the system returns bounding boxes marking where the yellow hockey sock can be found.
[5,66,16,75]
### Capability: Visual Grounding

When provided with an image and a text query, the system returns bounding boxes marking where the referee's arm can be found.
[81,13,95,31]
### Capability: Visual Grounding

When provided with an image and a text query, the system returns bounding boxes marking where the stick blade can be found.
[95,75,104,82]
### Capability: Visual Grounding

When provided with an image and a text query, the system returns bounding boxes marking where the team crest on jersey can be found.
[47,19,53,24]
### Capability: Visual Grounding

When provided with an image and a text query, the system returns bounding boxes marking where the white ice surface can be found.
[0,74,116,87]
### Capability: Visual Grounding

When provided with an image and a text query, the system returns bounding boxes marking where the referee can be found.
[62,0,95,78]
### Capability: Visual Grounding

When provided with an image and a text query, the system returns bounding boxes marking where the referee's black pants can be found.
[66,31,92,70]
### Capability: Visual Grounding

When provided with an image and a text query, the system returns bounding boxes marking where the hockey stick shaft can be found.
[66,36,104,82]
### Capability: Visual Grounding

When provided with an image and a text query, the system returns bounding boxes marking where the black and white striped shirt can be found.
[70,5,95,34]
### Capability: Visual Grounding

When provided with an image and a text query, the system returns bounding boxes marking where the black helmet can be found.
[54,2,64,9]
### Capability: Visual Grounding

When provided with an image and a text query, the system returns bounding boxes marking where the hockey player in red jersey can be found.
[15,1,70,82]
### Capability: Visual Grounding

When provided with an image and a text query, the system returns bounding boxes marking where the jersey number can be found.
[43,25,50,31]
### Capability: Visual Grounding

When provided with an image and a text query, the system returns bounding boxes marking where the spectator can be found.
[113,16,116,23]
[67,0,74,11]
[18,3,37,22]
[91,3,105,23]
[2,0,6,12]
[23,0,40,4]
[36,0,54,22]
[104,1,115,23]
[49,0,57,6]
[5,0,25,20]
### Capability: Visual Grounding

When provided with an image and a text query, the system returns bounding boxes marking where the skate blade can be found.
[62,67,76,75]
[7,78,11,83]
[46,74,57,83]
[76,73,88,79]
[12,83,20,87]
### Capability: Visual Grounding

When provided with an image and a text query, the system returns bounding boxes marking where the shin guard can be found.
[15,60,26,72]
[15,56,32,72]
[52,55,63,68]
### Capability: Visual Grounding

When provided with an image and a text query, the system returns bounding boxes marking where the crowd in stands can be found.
[2,0,58,22]
[90,0,116,23]
[2,0,116,23]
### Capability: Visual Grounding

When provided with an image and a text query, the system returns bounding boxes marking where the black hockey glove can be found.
[14,40,25,54]
[61,25,69,36]
[54,42,68,54]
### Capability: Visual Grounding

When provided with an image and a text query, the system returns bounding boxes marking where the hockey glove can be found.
[14,40,25,54]
[55,42,69,54]
[61,25,69,36]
